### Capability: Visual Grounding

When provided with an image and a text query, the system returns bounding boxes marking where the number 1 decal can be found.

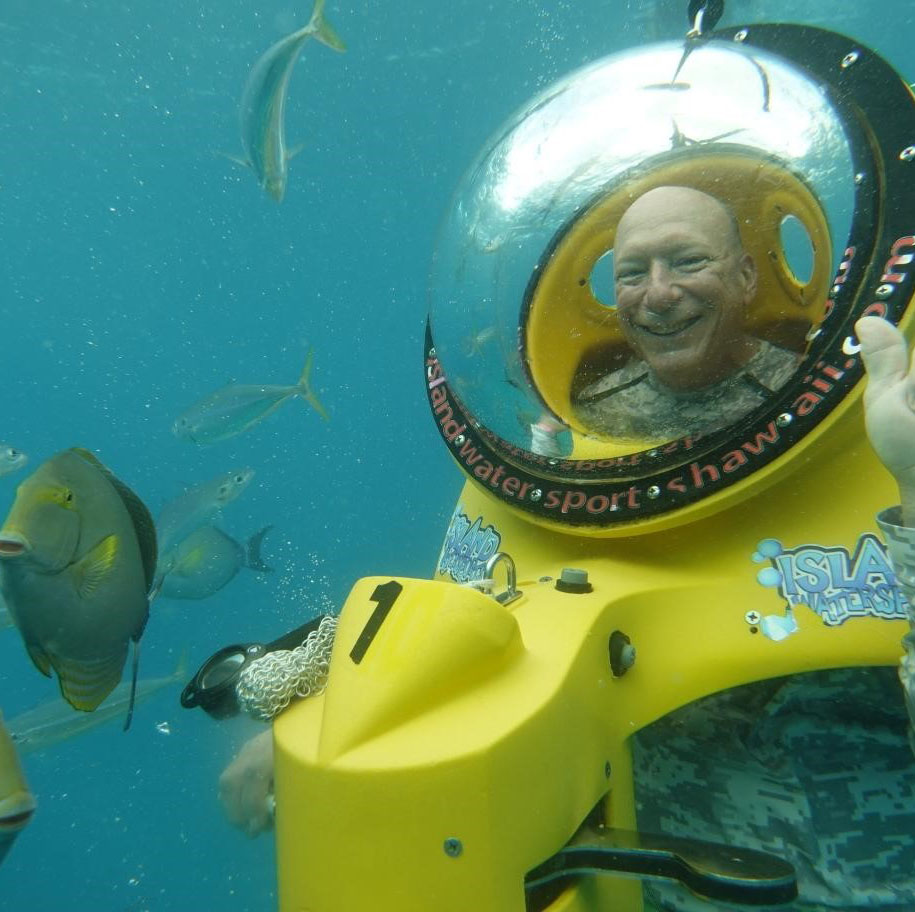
[349,580,403,664]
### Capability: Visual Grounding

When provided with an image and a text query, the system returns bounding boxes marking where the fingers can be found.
[856,316,908,385]
[218,732,276,837]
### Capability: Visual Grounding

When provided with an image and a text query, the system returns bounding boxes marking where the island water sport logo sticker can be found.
[438,505,502,584]
[751,535,906,639]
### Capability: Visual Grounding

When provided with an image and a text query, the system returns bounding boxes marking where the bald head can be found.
[617,186,744,256]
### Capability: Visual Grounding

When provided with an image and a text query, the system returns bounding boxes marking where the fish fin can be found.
[69,449,159,595]
[173,545,207,576]
[172,647,190,683]
[73,535,119,599]
[245,525,274,573]
[68,446,104,468]
[25,642,52,678]
[123,639,141,731]
[307,0,346,52]
[217,150,252,170]
[296,348,330,421]
[285,142,306,162]
[53,648,127,712]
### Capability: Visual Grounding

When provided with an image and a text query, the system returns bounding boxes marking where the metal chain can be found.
[235,615,338,721]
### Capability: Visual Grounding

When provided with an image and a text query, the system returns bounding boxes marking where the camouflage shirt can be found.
[575,340,800,440]
[634,511,915,912]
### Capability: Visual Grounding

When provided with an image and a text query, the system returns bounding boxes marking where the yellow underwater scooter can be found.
[188,10,915,912]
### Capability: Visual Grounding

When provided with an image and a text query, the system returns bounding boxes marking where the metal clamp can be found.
[484,552,522,606]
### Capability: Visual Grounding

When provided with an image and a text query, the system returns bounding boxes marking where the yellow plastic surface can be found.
[274,399,906,910]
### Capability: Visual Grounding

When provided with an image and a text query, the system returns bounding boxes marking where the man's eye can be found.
[616,269,646,284]
[674,256,709,271]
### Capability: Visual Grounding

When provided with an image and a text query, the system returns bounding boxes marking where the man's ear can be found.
[739,252,758,302]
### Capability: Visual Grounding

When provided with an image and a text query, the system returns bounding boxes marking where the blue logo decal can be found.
[438,505,502,584]
[752,535,906,626]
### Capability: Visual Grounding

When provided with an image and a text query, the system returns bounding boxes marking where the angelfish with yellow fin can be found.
[0,449,157,727]
[0,711,34,867]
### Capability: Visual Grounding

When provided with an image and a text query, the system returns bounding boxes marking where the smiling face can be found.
[613,186,759,391]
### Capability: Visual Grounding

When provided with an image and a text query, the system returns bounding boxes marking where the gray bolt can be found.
[734,29,748,42]
[776,413,793,427]
[841,50,859,68]
[619,644,636,670]
[647,485,661,499]
[901,146,915,162]
[443,838,463,858]
[875,284,894,299]
[529,488,542,502]
[453,435,465,446]
[560,568,589,587]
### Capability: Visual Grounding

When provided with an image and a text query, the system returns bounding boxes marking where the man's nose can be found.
[643,261,681,310]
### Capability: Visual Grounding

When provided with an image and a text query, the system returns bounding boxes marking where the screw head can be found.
[443,838,463,858]
[875,283,894,299]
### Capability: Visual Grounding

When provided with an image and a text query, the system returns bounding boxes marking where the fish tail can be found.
[297,348,331,421]
[245,525,274,573]
[307,0,346,52]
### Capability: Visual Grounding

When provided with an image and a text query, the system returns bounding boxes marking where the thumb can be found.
[855,316,909,386]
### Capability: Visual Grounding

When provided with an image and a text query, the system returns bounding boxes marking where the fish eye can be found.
[218,484,230,497]
[234,474,245,484]
[63,489,74,504]
[6,448,17,458]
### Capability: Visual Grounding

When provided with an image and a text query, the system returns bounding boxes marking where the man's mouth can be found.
[637,316,701,337]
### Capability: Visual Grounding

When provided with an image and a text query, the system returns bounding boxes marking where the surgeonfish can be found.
[156,468,256,559]
[7,651,187,755]
[0,445,27,478]
[238,0,345,201]
[0,712,34,867]
[172,349,328,445]
[160,525,273,600]
[0,448,157,716]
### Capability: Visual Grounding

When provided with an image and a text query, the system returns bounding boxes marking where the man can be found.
[533,185,800,451]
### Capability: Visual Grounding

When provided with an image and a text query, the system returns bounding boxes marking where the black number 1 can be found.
[349,580,403,664]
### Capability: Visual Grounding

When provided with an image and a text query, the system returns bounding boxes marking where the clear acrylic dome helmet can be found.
[424,25,915,532]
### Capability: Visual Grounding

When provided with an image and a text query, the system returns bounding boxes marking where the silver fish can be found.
[156,468,255,561]
[0,712,35,868]
[0,448,157,715]
[7,652,187,755]
[238,0,345,201]
[173,349,329,445]
[160,525,273,600]
[0,445,27,478]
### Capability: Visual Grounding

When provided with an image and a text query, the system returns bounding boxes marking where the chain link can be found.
[235,615,338,721]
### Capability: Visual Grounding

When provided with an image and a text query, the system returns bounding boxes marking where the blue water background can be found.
[0,1,910,909]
